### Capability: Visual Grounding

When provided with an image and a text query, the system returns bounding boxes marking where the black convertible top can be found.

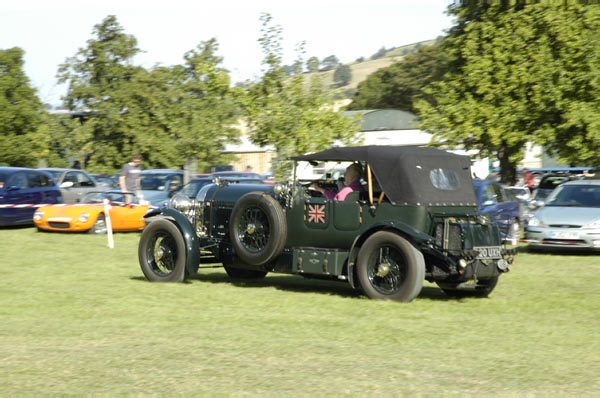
[291,146,477,206]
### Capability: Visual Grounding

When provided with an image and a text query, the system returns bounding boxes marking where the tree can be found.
[370,46,387,60]
[0,47,48,167]
[417,4,600,185]
[347,45,445,113]
[240,14,360,179]
[306,56,319,73]
[57,16,238,173]
[333,64,352,88]
[320,55,340,71]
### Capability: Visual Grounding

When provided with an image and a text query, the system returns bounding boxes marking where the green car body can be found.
[139,146,514,302]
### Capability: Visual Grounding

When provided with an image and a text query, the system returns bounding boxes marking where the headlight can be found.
[33,211,44,221]
[527,216,544,227]
[79,213,90,222]
[583,219,600,229]
[170,193,195,220]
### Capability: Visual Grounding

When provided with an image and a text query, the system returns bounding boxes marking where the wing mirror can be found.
[6,185,22,191]
[60,181,74,188]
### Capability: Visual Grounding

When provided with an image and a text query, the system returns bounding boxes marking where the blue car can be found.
[139,169,184,206]
[0,167,63,226]
[473,179,522,243]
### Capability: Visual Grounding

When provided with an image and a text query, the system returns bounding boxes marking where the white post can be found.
[103,199,114,249]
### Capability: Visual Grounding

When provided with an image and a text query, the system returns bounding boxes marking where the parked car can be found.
[506,186,531,203]
[473,180,522,243]
[173,174,265,203]
[531,173,581,208]
[0,167,62,226]
[139,169,184,206]
[138,146,514,302]
[90,174,119,189]
[526,180,600,250]
[210,171,267,184]
[34,191,151,233]
[38,168,103,203]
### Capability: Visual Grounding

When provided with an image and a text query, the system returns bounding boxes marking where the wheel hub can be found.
[246,223,256,235]
[376,261,391,277]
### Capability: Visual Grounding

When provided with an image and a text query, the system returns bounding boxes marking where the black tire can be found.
[223,266,267,279]
[229,192,286,266]
[437,276,499,298]
[88,213,107,234]
[138,220,187,282]
[356,231,425,302]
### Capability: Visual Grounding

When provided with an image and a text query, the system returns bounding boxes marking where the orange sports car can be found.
[33,191,152,233]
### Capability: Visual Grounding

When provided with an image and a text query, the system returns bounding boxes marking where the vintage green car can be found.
[138,146,514,302]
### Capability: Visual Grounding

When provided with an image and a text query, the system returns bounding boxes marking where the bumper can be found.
[525,227,600,250]
[34,218,94,232]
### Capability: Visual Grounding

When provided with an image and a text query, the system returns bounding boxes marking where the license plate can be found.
[549,231,579,239]
[473,246,502,259]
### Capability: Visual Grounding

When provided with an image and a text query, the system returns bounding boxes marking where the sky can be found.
[1,0,455,105]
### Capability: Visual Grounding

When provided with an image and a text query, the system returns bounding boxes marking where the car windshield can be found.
[82,191,138,204]
[42,170,63,182]
[545,185,600,207]
[140,174,173,191]
[538,176,570,190]
[180,179,211,198]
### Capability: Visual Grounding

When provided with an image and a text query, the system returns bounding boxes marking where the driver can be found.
[310,163,364,201]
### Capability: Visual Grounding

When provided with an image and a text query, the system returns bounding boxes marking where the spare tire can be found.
[229,192,286,266]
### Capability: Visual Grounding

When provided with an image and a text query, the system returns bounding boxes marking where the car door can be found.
[2,172,34,223]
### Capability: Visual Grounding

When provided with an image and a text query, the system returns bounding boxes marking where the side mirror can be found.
[60,181,74,188]
[6,185,21,191]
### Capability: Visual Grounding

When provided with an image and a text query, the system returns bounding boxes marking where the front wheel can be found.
[88,213,107,234]
[138,220,187,282]
[356,231,425,302]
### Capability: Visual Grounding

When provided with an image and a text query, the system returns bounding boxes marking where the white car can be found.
[525,180,600,250]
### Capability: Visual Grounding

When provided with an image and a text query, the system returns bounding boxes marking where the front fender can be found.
[347,221,433,289]
[149,208,200,277]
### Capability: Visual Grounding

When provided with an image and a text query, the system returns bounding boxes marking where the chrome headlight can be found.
[33,211,44,221]
[79,213,90,222]
[170,193,195,220]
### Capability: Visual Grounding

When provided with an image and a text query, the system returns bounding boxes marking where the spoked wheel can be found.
[437,276,499,298]
[229,192,286,266]
[356,231,425,302]
[88,214,107,234]
[138,220,186,282]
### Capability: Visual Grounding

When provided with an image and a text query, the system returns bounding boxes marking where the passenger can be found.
[310,163,364,201]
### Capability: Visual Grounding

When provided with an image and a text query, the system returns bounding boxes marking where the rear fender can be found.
[146,208,200,276]
[347,221,432,289]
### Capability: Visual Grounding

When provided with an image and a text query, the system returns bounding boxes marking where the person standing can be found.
[119,154,142,201]
[523,168,535,193]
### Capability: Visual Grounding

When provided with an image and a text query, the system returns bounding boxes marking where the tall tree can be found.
[240,14,360,178]
[320,55,340,71]
[347,45,445,113]
[0,47,48,167]
[417,3,600,184]
[333,64,352,88]
[306,56,319,73]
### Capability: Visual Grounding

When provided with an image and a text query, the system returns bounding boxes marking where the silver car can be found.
[525,180,600,250]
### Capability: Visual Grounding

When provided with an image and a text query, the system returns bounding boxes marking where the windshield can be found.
[140,174,175,191]
[545,185,600,207]
[538,176,570,190]
[180,179,211,197]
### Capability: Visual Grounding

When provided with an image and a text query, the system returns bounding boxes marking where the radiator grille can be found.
[49,222,70,229]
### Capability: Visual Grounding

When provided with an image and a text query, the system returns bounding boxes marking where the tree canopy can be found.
[417,3,600,184]
[0,47,48,167]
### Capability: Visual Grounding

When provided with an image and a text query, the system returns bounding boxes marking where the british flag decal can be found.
[307,204,326,224]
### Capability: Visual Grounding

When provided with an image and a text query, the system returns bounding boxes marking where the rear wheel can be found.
[437,276,499,298]
[356,231,425,302]
[88,213,107,234]
[138,220,187,282]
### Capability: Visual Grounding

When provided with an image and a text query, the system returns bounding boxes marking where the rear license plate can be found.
[549,231,579,239]
[473,246,502,259]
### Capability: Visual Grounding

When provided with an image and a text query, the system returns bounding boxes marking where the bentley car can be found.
[34,191,152,233]
[138,146,515,302]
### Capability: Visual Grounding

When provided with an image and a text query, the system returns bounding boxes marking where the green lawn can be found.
[1,227,599,394]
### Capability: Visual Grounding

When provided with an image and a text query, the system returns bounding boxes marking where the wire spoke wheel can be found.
[238,206,270,253]
[146,233,178,276]
[138,220,187,282]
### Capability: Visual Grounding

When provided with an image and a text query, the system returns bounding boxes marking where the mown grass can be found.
[1,227,599,395]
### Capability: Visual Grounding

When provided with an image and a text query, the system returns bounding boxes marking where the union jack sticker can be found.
[307,204,326,224]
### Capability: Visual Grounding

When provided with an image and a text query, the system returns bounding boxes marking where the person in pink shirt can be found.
[310,163,364,201]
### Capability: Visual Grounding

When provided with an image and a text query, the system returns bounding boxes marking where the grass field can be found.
[1,227,599,394]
